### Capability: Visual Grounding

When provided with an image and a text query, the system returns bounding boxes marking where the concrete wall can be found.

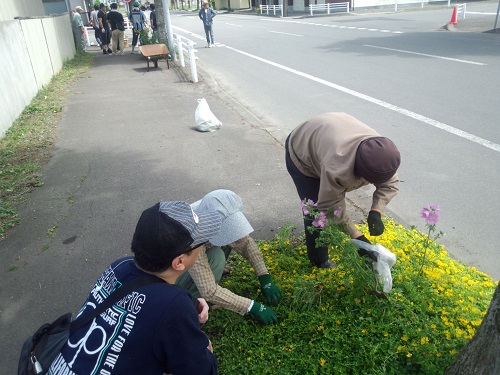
[0,0,46,21]
[0,14,75,137]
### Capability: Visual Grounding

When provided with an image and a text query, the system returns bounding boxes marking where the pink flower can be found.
[312,212,329,228]
[301,201,309,215]
[421,204,440,225]
[307,199,317,207]
[333,208,342,217]
[301,199,318,215]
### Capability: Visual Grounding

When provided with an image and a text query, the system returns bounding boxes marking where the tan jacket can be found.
[288,112,399,237]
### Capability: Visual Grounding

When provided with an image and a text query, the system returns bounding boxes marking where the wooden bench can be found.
[139,44,170,72]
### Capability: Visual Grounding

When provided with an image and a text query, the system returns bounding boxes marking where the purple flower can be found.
[333,208,342,217]
[307,199,317,207]
[421,204,440,225]
[301,201,309,215]
[312,212,329,228]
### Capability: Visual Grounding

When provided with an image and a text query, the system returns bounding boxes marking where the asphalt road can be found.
[170,3,500,280]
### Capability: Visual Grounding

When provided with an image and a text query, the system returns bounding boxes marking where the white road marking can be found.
[260,18,404,34]
[172,26,500,152]
[269,30,304,36]
[364,44,487,65]
[226,23,243,27]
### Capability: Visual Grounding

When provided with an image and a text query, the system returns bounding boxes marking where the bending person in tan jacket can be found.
[285,112,401,268]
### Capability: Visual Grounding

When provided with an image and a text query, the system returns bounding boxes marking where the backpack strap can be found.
[70,275,164,333]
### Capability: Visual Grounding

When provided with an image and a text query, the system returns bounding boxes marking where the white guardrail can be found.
[456,3,466,19]
[173,33,199,83]
[309,2,350,15]
[260,5,284,16]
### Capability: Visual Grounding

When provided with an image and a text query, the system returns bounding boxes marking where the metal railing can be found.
[456,3,466,19]
[260,5,284,16]
[173,33,199,83]
[309,2,350,15]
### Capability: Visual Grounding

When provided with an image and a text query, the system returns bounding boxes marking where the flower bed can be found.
[205,217,496,374]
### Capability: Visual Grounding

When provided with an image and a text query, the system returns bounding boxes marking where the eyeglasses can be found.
[188,241,208,251]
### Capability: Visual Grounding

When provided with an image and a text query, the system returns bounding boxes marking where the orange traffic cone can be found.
[449,6,458,25]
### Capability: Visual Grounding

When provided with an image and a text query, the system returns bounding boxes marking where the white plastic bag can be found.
[351,240,397,293]
[195,98,222,132]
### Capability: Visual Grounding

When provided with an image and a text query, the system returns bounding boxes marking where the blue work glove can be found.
[367,210,384,236]
[258,274,282,306]
[249,301,278,325]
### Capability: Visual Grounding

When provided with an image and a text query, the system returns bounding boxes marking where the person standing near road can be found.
[199,1,216,48]
[129,1,147,54]
[107,2,126,55]
[285,112,401,268]
[176,190,282,325]
[71,6,86,51]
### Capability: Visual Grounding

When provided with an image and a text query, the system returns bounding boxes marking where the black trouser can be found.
[285,135,329,265]
[132,29,140,46]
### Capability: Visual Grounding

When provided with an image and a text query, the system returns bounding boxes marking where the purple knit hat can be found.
[354,137,401,184]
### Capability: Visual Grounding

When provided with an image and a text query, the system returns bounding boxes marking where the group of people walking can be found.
[72,2,158,55]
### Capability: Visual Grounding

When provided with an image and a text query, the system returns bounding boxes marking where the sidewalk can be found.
[0,49,307,372]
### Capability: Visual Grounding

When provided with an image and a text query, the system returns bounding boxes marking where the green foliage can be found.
[139,28,158,45]
[206,221,496,374]
[0,51,93,239]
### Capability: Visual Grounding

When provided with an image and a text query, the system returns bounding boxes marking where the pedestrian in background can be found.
[90,4,103,51]
[71,6,86,51]
[199,1,216,48]
[285,112,401,268]
[98,3,111,55]
[107,2,126,55]
[150,3,158,40]
[129,1,147,54]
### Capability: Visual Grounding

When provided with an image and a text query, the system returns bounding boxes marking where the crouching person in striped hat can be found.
[176,189,282,325]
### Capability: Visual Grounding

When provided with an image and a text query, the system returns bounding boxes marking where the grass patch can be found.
[206,220,496,374]
[0,51,93,239]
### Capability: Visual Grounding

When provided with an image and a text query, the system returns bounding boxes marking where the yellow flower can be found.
[401,336,409,342]
[319,358,326,366]
[407,353,412,358]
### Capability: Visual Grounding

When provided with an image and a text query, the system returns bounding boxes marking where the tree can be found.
[445,282,500,374]
[155,0,168,46]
